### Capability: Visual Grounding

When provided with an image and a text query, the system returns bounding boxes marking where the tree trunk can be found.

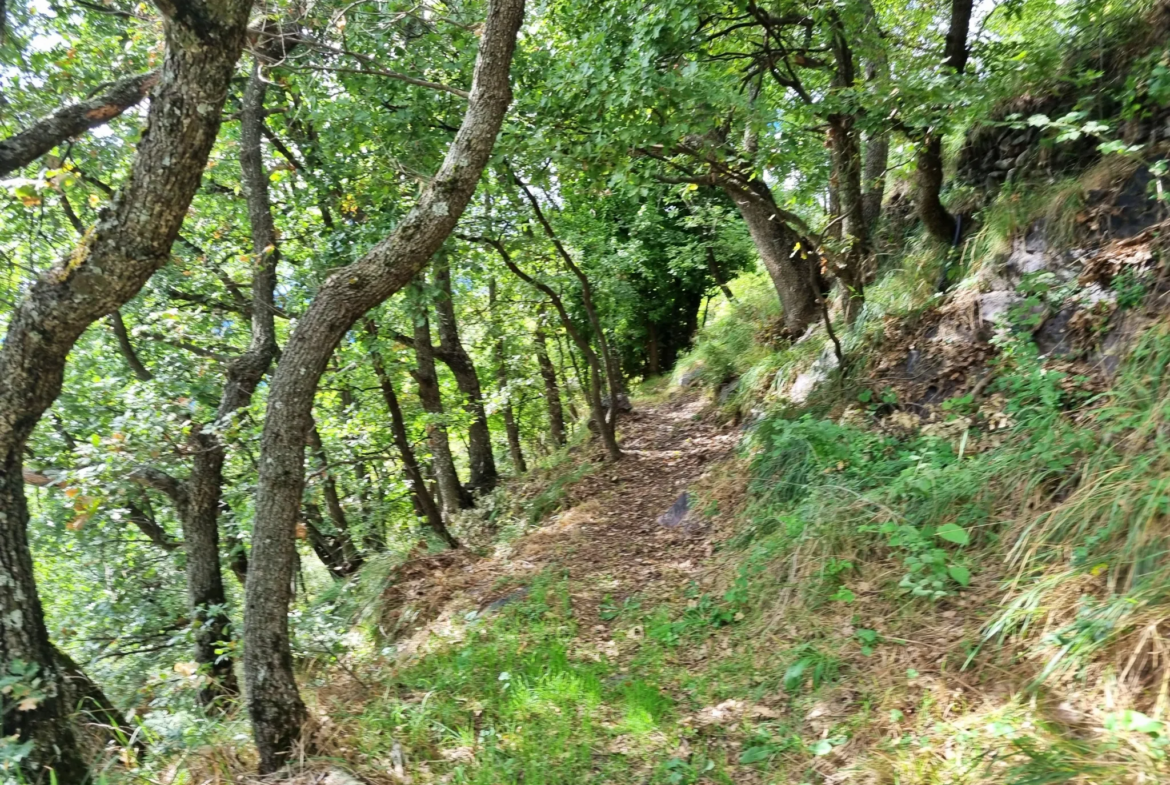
[243,1,522,769]
[365,323,457,547]
[722,180,821,335]
[916,0,973,244]
[513,174,625,412]
[53,645,143,759]
[337,387,380,549]
[0,1,251,778]
[646,322,660,377]
[180,61,282,709]
[827,14,870,322]
[432,255,498,493]
[533,313,566,446]
[411,302,474,513]
[305,421,363,576]
[862,133,889,233]
[705,246,736,303]
[481,238,622,460]
[860,0,889,235]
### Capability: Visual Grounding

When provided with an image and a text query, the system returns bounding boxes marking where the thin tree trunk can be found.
[916,0,973,243]
[306,421,363,575]
[0,1,251,777]
[364,326,457,547]
[108,311,153,381]
[433,255,498,493]
[411,299,474,513]
[860,0,890,236]
[480,238,621,460]
[533,311,566,446]
[827,13,870,322]
[512,174,625,411]
[338,387,381,550]
[489,282,526,473]
[244,1,523,767]
[646,322,660,376]
[181,61,282,708]
[705,246,736,303]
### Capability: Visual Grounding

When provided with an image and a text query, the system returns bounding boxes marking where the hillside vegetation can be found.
[4,0,1170,783]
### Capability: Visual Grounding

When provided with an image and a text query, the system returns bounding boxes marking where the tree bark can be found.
[364,326,458,547]
[722,180,822,335]
[533,311,566,446]
[432,255,498,493]
[916,0,973,244]
[180,61,282,709]
[0,71,158,177]
[827,14,870,322]
[410,301,474,513]
[0,1,251,779]
[243,0,523,770]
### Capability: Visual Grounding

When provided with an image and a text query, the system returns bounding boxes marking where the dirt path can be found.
[383,394,740,652]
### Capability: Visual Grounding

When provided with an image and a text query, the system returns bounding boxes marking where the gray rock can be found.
[483,586,529,613]
[657,491,691,529]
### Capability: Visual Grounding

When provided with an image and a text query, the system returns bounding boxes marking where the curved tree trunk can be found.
[243,0,523,770]
[513,174,625,413]
[723,180,822,335]
[0,1,251,779]
[433,255,498,493]
[481,238,622,460]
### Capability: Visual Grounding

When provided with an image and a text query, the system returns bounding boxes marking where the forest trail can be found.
[385,394,741,657]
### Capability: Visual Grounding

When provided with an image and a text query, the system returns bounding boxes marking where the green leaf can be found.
[948,564,971,586]
[936,523,969,546]
[739,746,772,764]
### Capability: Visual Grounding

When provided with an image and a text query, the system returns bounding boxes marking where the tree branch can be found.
[0,72,158,177]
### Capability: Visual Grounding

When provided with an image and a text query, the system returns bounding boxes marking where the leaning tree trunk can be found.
[365,322,457,547]
[134,61,282,709]
[433,255,498,493]
[0,1,250,779]
[0,71,157,178]
[722,180,822,335]
[243,0,523,770]
[411,303,474,514]
[483,238,622,460]
[533,312,567,446]
[513,174,625,414]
